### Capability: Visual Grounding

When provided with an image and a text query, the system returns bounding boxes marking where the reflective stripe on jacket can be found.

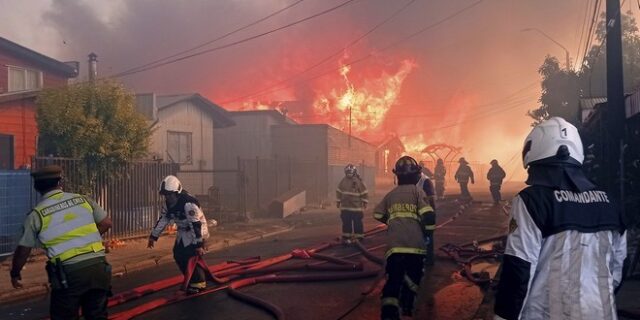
[373,184,434,258]
[337,176,368,212]
[34,191,104,262]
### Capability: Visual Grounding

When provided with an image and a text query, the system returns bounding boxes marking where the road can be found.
[0,184,519,320]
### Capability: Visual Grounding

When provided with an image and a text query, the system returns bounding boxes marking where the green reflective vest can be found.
[33,191,104,263]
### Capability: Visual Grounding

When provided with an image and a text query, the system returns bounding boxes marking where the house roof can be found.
[156,93,235,128]
[229,110,297,125]
[373,135,405,151]
[0,37,78,77]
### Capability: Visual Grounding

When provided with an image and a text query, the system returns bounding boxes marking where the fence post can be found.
[288,156,292,191]
[256,156,260,213]
[274,155,279,196]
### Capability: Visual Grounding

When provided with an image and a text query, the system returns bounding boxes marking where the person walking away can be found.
[10,165,113,320]
[487,159,506,205]
[148,175,211,294]
[434,158,447,199]
[493,117,626,320]
[336,164,368,244]
[455,157,475,200]
[374,156,435,319]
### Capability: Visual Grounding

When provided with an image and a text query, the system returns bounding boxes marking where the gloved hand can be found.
[336,201,341,208]
[423,235,432,247]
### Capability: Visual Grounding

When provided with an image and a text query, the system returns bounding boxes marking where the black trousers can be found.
[490,184,502,203]
[459,181,471,198]
[435,180,445,198]
[49,258,111,320]
[340,210,364,239]
[381,253,425,318]
[173,241,206,288]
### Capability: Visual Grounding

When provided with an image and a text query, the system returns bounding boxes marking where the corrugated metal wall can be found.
[0,170,33,255]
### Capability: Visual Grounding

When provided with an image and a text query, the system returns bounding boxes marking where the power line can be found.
[110,0,359,78]
[574,0,594,70]
[113,0,306,76]
[218,0,485,105]
[215,0,418,105]
[579,0,603,68]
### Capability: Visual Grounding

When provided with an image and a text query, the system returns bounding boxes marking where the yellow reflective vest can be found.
[33,191,104,263]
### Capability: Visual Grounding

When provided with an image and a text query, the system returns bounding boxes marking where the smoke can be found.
[2,0,611,181]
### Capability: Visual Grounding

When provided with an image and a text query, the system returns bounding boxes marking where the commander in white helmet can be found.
[493,117,627,319]
[147,175,211,294]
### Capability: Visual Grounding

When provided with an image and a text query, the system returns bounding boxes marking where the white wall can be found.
[150,100,215,195]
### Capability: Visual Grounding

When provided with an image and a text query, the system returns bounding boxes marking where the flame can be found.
[312,59,416,135]
[399,134,427,158]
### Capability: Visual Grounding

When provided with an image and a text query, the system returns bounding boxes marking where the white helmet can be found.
[159,175,182,194]
[522,117,584,168]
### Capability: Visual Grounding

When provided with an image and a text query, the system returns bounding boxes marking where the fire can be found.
[399,134,427,158]
[313,59,416,135]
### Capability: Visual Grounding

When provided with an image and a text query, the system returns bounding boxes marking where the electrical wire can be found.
[110,0,359,78]
[217,0,485,105]
[112,0,306,77]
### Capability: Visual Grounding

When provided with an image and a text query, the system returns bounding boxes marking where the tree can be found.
[528,11,640,126]
[36,80,151,192]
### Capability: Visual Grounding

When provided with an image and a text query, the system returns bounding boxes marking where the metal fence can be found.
[32,157,179,240]
[177,169,246,223]
[0,170,34,256]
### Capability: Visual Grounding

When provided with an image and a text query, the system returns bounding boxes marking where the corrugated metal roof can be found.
[0,37,78,77]
[229,110,297,125]
[579,97,607,110]
[155,93,235,128]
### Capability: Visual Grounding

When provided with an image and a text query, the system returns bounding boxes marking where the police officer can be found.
[374,156,435,320]
[454,157,474,199]
[336,164,368,244]
[10,165,113,320]
[487,159,506,205]
[494,117,627,320]
[148,175,211,294]
[434,158,446,199]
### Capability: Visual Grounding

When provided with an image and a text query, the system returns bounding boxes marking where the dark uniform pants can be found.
[381,253,425,319]
[173,240,206,289]
[49,258,111,320]
[435,179,445,198]
[340,210,364,239]
[459,181,471,199]
[490,184,502,203]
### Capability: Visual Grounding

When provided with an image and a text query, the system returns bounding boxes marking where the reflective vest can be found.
[33,191,104,263]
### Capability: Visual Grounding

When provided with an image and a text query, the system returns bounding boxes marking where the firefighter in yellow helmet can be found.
[148,175,211,294]
[10,165,113,320]
[373,156,435,319]
[336,164,368,244]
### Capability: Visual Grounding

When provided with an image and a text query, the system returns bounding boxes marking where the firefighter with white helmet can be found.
[336,164,368,243]
[374,156,435,319]
[148,175,212,294]
[494,117,626,319]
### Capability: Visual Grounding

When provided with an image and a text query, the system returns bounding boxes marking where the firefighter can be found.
[336,164,368,244]
[487,159,506,205]
[374,156,435,319]
[147,175,211,294]
[417,164,437,266]
[10,165,113,320]
[434,158,446,199]
[494,117,626,320]
[454,157,474,199]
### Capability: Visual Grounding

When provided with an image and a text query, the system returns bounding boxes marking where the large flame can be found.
[313,59,416,135]
[399,134,427,158]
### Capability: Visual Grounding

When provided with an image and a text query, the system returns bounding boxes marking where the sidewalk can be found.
[0,218,294,304]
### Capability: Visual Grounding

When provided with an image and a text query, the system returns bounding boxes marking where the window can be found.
[7,66,42,92]
[167,131,192,164]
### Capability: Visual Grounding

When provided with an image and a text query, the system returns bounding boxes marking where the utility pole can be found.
[605,0,625,200]
[348,106,352,148]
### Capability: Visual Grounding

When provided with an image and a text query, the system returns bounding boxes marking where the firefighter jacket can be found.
[487,165,506,186]
[373,185,435,258]
[150,192,209,248]
[31,191,105,263]
[455,164,474,183]
[434,164,446,182]
[336,176,368,212]
[494,186,626,320]
[417,173,436,209]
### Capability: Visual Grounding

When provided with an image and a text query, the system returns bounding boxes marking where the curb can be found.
[0,225,295,304]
